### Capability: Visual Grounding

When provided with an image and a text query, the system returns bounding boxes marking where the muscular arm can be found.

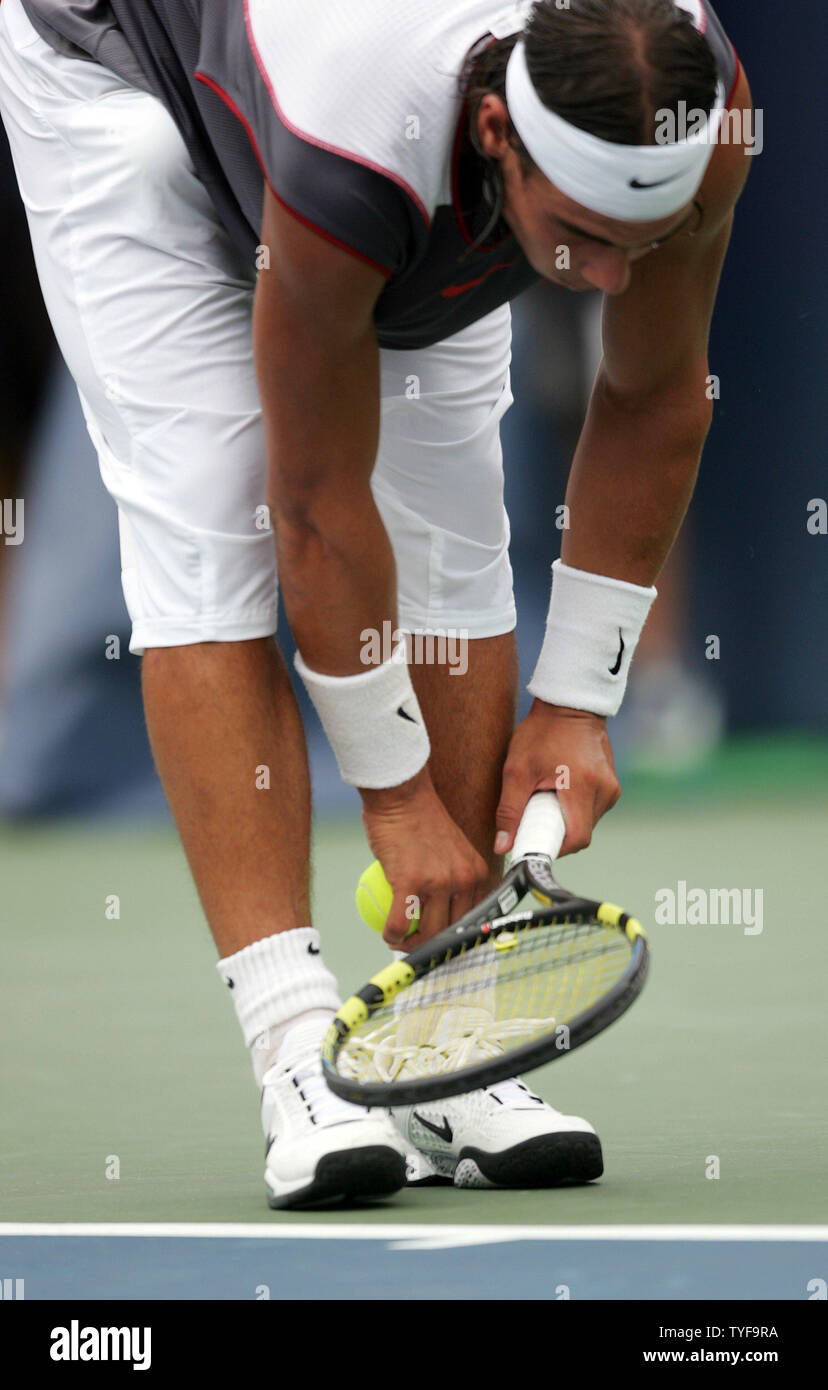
[253,190,392,674]
[253,189,489,938]
[496,69,755,856]
[562,67,754,585]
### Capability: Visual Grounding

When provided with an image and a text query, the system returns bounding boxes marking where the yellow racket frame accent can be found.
[368,959,415,1002]
[322,854,651,1106]
[597,902,646,942]
[323,959,416,1065]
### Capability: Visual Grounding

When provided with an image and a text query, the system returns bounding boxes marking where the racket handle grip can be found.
[510,792,566,863]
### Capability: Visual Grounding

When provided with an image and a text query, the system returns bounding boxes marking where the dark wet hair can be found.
[459,0,717,248]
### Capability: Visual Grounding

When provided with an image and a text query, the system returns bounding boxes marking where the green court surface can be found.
[1,737,826,1230]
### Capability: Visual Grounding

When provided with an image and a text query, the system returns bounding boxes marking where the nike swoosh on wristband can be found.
[396,704,419,725]
[307,944,320,955]
[414,1113,453,1143]
[609,629,625,675]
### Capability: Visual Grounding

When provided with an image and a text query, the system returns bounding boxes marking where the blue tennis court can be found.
[2,1224,825,1301]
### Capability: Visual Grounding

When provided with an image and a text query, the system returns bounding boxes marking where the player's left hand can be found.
[494,700,620,858]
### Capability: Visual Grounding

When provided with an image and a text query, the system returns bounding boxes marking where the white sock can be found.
[216,928,341,1086]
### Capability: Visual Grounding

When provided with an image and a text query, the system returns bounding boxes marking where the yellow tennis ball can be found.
[356,860,418,937]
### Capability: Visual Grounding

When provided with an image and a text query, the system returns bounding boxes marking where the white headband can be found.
[504,38,726,222]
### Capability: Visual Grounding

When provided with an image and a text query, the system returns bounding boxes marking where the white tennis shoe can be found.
[393,1078,603,1189]
[262,1017,407,1209]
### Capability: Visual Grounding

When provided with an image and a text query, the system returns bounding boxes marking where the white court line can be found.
[0,1223,826,1244]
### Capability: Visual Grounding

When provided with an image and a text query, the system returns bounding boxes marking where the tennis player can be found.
[0,0,752,1205]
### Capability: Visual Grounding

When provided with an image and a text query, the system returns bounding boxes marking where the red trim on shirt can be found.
[725,49,742,109]
[451,100,476,246]
[195,71,393,279]
[440,262,516,297]
[241,0,431,231]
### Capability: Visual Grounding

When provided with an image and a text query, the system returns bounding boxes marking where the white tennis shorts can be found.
[0,0,516,655]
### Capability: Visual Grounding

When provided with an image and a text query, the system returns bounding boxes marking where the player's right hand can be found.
[360,768,490,949]
[494,699,621,857]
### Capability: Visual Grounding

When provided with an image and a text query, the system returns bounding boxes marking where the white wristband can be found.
[528,559,657,717]
[294,639,431,789]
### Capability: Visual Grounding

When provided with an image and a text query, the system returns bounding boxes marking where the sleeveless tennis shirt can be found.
[19,0,739,350]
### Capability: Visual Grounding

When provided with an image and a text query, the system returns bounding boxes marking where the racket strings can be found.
[360,1015,552,1084]
[338,918,631,1086]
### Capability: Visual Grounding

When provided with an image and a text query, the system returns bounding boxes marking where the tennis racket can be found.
[322,792,649,1107]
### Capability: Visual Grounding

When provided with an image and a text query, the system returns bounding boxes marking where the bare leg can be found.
[409,631,518,879]
[141,637,311,957]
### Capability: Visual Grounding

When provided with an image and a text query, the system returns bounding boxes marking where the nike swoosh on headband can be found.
[629,174,681,189]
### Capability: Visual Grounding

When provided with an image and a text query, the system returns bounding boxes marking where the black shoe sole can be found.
[266,1145,407,1211]
[459,1131,604,1188]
